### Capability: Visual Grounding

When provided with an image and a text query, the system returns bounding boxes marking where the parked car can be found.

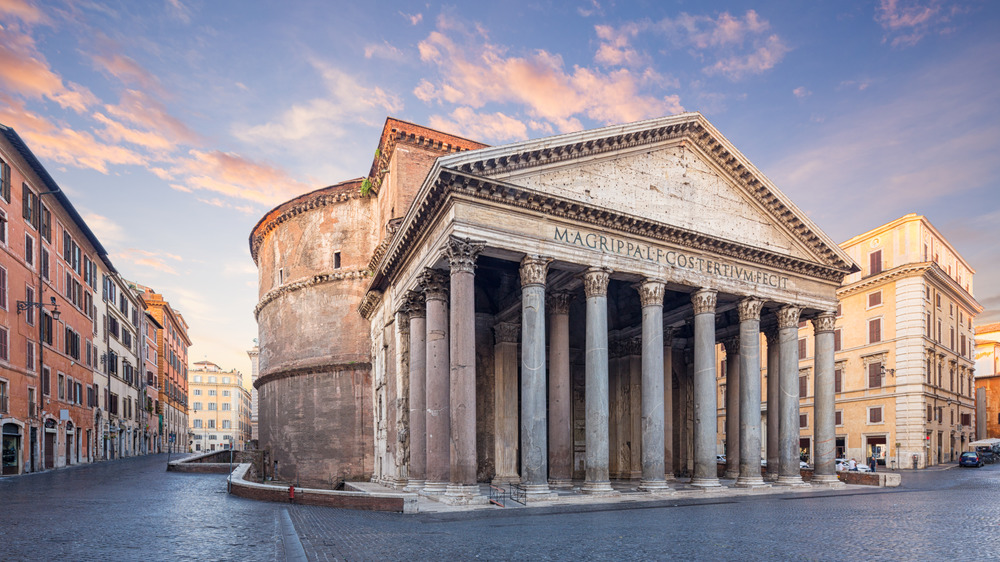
[960,452,984,468]
[716,455,726,463]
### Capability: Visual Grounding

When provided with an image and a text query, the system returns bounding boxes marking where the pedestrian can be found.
[849,458,857,471]
[869,455,877,473]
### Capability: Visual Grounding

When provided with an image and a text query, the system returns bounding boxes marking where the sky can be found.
[1,0,998,378]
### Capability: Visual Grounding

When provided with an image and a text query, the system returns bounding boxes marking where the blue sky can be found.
[1,0,998,376]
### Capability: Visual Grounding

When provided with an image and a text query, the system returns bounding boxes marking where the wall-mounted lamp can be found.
[17,295,60,321]
[880,365,896,378]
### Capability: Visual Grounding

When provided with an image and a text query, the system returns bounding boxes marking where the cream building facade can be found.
[254,113,862,499]
[188,361,252,451]
[791,214,980,469]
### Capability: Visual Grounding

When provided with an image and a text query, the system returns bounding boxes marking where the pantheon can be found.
[250,112,858,501]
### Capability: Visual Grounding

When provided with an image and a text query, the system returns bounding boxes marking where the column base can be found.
[723,469,739,480]
[733,475,770,489]
[403,479,425,493]
[638,479,672,493]
[420,480,449,495]
[664,472,676,480]
[581,481,619,496]
[690,477,722,488]
[763,472,779,482]
[810,474,844,487]
[492,474,520,486]
[775,475,809,487]
[442,484,487,505]
[522,483,557,501]
[548,478,573,489]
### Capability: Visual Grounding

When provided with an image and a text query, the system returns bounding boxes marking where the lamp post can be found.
[17,297,59,473]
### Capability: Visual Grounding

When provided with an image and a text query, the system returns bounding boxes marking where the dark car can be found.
[960,452,984,468]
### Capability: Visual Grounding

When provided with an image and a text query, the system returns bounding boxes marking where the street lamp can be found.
[880,365,895,378]
[16,296,60,320]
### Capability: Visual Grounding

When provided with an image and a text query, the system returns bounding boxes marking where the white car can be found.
[716,455,726,463]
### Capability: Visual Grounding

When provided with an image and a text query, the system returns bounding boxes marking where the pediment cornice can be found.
[367,168,852,294]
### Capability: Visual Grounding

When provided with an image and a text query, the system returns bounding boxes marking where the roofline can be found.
[0,123,117,274]
[840,213,976,274]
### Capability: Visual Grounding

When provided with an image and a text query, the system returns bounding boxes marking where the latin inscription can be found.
[554,227,789,289]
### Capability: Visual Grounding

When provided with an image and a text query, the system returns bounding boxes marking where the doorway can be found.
[866,435,887,466]
[2,423,21,475]
[44,419,57,470]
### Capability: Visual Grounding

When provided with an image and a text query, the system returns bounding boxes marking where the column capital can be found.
[763,325,779,344]
[723,336,740,355]
[445,236,486,274]
[775,305,801,329]
[638,279,666,308]
[403,290,426,319]
[582,267,612,298]
[664,327,676,347]
[520,255,553,287]
[811,312,836,334]
[494,321,520,344]
[419,268,449,301]
[691,288,717,315]
[737,297,763,322]
[546,291,574,315]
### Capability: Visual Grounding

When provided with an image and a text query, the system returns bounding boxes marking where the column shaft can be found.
[777,305,806,486]
[404,293,427,492]
[582,268,614,494]
[735,298,767,488]
[492,323,520,484]
[724,338,740,480]
[765,328,780,481]
[547,292,573,487]
[663,330,675,479]
[423,270,450,494]
[691,289,721,487]
[638,280,668,492]
[812,313,839,485]
[519,256,553,498]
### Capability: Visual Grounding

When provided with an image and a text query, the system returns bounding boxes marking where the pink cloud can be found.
[169,149,311,206]
[875,0,959,47]
[0,24,97,112]
[0,0,49,25]
[104,89,202,145]
[416,21,683,131]
[428,107,528,143]
[703,35,790,80]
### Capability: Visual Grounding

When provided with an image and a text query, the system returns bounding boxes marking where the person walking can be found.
[869,455,877,473]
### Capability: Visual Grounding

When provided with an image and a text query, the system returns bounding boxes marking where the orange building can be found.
[135,286,190,452]
[1,124,111,474]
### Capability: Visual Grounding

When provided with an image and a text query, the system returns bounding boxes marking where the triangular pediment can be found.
[438,112,855,273]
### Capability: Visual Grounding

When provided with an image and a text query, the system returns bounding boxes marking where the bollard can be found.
[289,485,295,503]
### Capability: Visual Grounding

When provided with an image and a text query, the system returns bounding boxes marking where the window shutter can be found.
[798,338,806,358]
[868,362,881,388]
[834,329,842,352]
[834,369,842,393]
[870,250,882,275]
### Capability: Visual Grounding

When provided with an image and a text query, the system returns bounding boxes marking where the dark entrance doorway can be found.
[2,423,21,475]
[866,435,887,466]
[44,419,57,470]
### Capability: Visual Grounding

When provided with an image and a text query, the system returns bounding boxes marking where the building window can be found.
[193,389,201,396]
[835,410,843,426]
[868,406,883,424]
[834,329,842,352]
[222,420,231,429]
[799,414,808,428]
[869,250,882,276]
[58,373,65,400]
[208,389,216,396]
[868,318,882,344]
[208,420,215,429]
[935,293,941,309]
[868,362,883,389]
[193,402,201,411]
[0,265,6,310]
[193,419,202,428]
[798,338,807,359]
[927,404,933,422]
[222,403,230,411]
[0,326,8,361]
[208,403,216,411]
[799,375,808,397]
[277,268,285,286]
[222,390,230,397]
[834,368,842,393]
[0,158,9,202]
[0,208,6,246]
[334,251,341,269]
[24,233,34,267]
[836,303,842,317]
[868,291,882,308]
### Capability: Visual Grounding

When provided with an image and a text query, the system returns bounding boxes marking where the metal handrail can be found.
[509,483,526,505]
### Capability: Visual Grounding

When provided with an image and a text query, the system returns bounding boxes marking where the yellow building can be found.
[187,361,252,451]
[797,214,980,468]
[974,323,1000,439]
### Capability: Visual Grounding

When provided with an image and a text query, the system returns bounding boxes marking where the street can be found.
[1,454,998,561]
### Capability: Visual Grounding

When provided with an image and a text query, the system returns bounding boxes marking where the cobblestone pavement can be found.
[2,456,999,561]
[0,454,283,561]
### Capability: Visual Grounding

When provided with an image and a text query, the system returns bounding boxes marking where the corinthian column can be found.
[723,336,740,480]
[445,237,485,502]
[492,322,520,485]
[421,268,450,495]
[547,290,574,488]
[638,279,669,492]
[812,312,840,486]
[664,328,675,480]
[765,326,780,481]
[582,267,615,495]
[691,288,721,488]
[777,305,807,486]
[403,291,427,492]
[519,255,555,499]
[735,298,768,488]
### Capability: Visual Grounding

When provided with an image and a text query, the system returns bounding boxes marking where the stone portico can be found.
[359,113,857,502]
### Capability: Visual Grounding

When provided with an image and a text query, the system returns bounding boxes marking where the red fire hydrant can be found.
[288,485,296,503]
